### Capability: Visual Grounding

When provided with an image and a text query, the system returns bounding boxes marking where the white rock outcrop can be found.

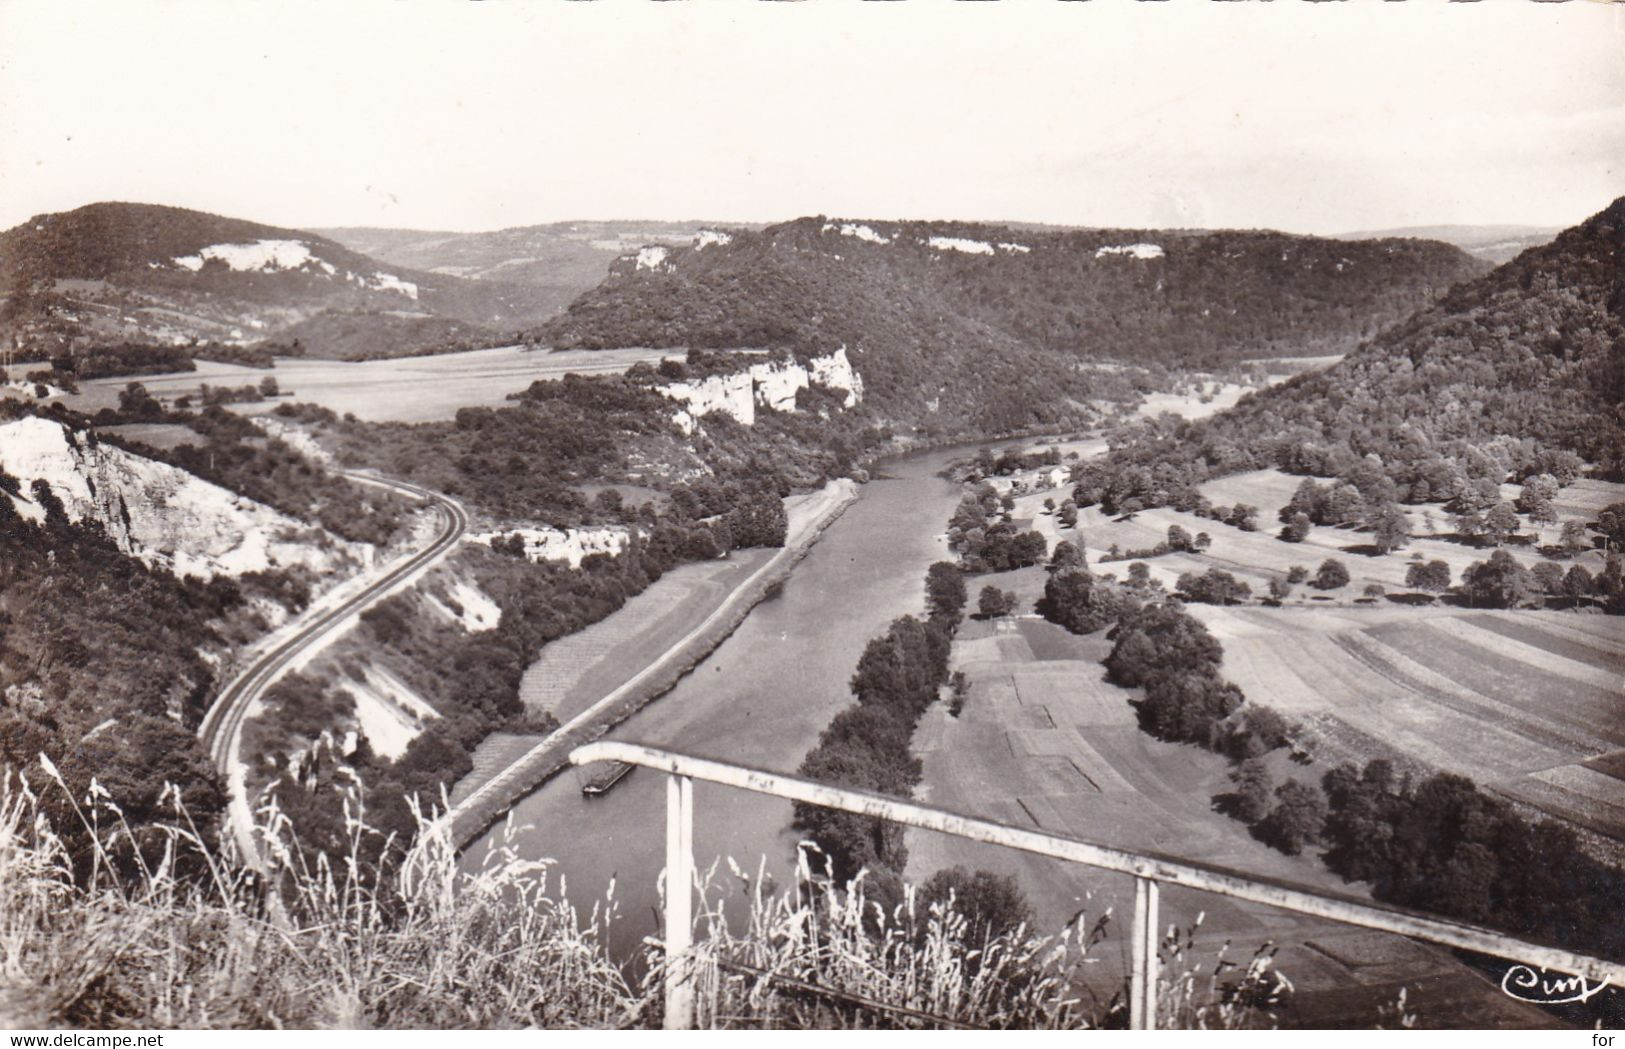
[925,236,996,256]
[658,347,864,433]
[1095,243,1165,260]
[0,416,366,580]
[474,525,631,568]
[823,222,891,245]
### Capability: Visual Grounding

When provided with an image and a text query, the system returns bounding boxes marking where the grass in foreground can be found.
[0,760,1293,1030]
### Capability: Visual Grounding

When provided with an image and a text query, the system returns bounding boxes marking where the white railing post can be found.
[663,772,696,1030]
[1130,876,1160,1030]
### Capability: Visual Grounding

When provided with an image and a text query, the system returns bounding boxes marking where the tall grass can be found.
[0,760,1288,1030]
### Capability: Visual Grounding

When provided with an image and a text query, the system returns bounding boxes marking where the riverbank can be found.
[444,478,860,848]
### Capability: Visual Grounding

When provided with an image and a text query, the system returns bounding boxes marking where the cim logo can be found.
[1500,964,1610,1005]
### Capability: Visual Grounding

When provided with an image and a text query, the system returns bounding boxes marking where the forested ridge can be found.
[536,216,1482,433]
[1073,197,1625,518]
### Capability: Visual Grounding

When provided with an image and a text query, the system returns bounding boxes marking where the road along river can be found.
[462,445,971,958]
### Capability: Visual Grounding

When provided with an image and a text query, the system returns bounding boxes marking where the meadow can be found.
[64,345,676,422]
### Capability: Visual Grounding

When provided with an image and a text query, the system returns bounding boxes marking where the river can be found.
[465,444,972,957]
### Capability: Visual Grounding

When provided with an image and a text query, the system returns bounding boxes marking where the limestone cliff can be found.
[0,415,369,580]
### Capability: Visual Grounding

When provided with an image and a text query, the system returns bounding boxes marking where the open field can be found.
[62,345,678,422]
[520,548,775,722]
[1189,605,1625,839]
[907,614,1557,1027]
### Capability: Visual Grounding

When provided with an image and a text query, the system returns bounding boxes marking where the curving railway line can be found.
[196,471,468,867]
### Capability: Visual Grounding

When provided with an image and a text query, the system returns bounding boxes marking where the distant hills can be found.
[1338,224,1562,265]
[1086,196,1625,497]
[537,217,1486,433]
[0,203,559,361]
[317,220,754,320]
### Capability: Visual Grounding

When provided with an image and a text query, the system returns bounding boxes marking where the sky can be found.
[1,1,1622,236]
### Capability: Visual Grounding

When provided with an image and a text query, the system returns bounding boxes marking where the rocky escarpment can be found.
[0,415,369,580]
[659,346,864,434]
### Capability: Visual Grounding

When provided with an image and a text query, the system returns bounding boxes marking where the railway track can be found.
[196,471,468,867]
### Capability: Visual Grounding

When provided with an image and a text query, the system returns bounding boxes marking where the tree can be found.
[1126,561,1153,591]
[1367,502,1410,554]
[1267,576,1293,604]
[1559,519,1591,556]
[1048,540,1085,573]
[1232,758,1275,824]
[1193,531,1212,552]
[1530,560,1565,595]
[1598,502,1625,552]
[1563,564,1594,603]
[1314,558,1350,590]
[925,561,967,625]
[919,867,1036,947]
[1514,474,1559,526]
[1057,501,1079,528]
[1280,512,1311,543]
[1167,524,1194,552]
[28,478,71,532]
[948,670,969,716]
[258,375,280,398]
[1286,565,1308,584]
[978,585,1016,619]
[1405,559,1451,594]
[1262,780,1327,856]
[1483,502,1520,546]
[117,381,163,420]
[1361,583,1386,602]
[1227,504,1260,532]
[1461,550,1534,609]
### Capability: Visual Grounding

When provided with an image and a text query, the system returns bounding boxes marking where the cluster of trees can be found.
[792,611,953,882]
[977,586,1018,619]
[51,341,196,379]
[191,378,280,408]
[671,478,788,550]
[127,402,407,546]
[946,485,1047,573]
[1103,601,1300,761]
[0,485,232,882]
[1040,563,1140,636]
[1175,568,1252,606]
[1314,760,1624,962]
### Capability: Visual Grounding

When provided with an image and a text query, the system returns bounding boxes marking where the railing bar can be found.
[663,772,696,1030]
[572,740,1625,986]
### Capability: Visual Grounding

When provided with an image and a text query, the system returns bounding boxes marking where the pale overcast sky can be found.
[1,1,1621,235]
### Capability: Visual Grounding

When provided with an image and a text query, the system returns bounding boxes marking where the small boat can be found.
[581,759,634,797]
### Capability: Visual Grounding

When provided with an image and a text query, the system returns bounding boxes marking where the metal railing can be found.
[568,739,1625,1030]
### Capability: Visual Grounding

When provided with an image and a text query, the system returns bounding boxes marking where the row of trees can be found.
[792,556,1040,946]
[793,558,964,881]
